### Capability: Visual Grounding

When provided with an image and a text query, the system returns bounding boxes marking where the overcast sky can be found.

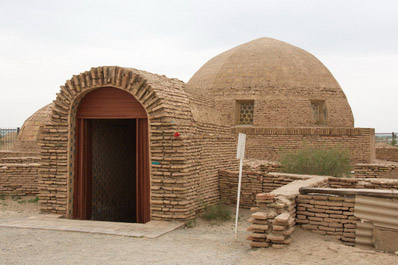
[0,0,397,132]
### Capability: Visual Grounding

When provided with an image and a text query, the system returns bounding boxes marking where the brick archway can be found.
[39,66,195,221]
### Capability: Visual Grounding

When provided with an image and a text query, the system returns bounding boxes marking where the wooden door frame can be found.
[73,87,150,223]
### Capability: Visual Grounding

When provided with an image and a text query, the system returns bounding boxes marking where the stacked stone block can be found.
[248,193,296,248]
[296,194,359,246]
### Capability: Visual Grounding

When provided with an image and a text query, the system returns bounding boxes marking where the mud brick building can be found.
[14,38,375,223]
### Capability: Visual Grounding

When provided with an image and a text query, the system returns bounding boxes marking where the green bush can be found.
[280,145,352,177]
[201,203,231,222]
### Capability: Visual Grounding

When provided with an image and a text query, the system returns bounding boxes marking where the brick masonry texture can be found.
[353,164,398,179]
[0,162,40,196]
[296,194,359,246]
[219,170,309,208]
[376,147,398,162]
[233,127,375,163]
[327,177,398,189]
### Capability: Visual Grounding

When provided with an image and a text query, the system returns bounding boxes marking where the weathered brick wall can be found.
[187,123,237,215]
[219,170,312,208]
[296,194,359,246]
[328,177,398,189]
[376,147,398,162]
[0,163,40,196]
[232,127,375,163]
[353,164,398,179]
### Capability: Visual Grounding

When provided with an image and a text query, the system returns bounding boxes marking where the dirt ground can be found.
[0,198,397,265]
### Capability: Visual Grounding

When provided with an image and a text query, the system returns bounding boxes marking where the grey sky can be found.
[0,0,397,132]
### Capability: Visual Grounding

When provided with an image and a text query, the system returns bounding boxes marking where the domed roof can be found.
[188,37,354,128]
[188,37,340,90]
[16,103,53,151]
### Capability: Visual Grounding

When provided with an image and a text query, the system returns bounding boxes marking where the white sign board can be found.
[236,133,246,159]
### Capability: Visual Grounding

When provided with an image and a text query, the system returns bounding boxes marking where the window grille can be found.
[237,101,254,125]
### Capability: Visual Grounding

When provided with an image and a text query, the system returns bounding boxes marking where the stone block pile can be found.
[248,193,296,248]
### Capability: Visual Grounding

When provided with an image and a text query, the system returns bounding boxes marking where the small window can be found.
[236,101,254,125]
[310,100,327,125]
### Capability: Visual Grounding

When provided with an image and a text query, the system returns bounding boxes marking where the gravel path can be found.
[0,198,397,264]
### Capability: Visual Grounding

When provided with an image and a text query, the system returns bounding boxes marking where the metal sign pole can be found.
[235,133,246,239]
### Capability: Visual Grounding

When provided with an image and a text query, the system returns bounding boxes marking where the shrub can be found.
[201,203,231,222]
[280,145,352,177]
[185,219,196,228]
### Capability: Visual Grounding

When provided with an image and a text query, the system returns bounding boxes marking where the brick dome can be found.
[16,103,53,151]
[188,37,354,127]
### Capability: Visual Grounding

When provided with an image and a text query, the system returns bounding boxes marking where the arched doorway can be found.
[73,87,150,223]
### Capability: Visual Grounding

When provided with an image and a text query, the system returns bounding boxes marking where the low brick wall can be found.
[219,170,310,208]
[247,175,327,248]
[376,147,398,162]
[296,194,359,246]
[0,163,40,196]
[328,177,398,189]
[353,164,398,179]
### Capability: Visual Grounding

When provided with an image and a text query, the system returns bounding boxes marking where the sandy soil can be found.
[0,198,397,265]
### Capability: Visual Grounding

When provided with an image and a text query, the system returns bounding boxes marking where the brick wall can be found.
[376,147,398,162]
[328,177,398,189]
[219,170,310,208]
[0,163,40,196]
[233,127,375,163]
[353,164,398,179]
[296,194,359,246]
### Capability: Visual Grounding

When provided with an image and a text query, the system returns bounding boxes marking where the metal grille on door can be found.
[91,119,136,222]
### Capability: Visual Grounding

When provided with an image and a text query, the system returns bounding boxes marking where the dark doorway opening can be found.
[91,119,136,222]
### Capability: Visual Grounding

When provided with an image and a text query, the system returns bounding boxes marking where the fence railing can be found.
[0,128,20,150]
[375,132,397,146]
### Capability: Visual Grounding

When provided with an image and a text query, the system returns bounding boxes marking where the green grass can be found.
[280,145,352,178]
[185,219,197,228]
[201,203,231,222]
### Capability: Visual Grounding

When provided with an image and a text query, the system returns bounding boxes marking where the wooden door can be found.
[73,87,150,223]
